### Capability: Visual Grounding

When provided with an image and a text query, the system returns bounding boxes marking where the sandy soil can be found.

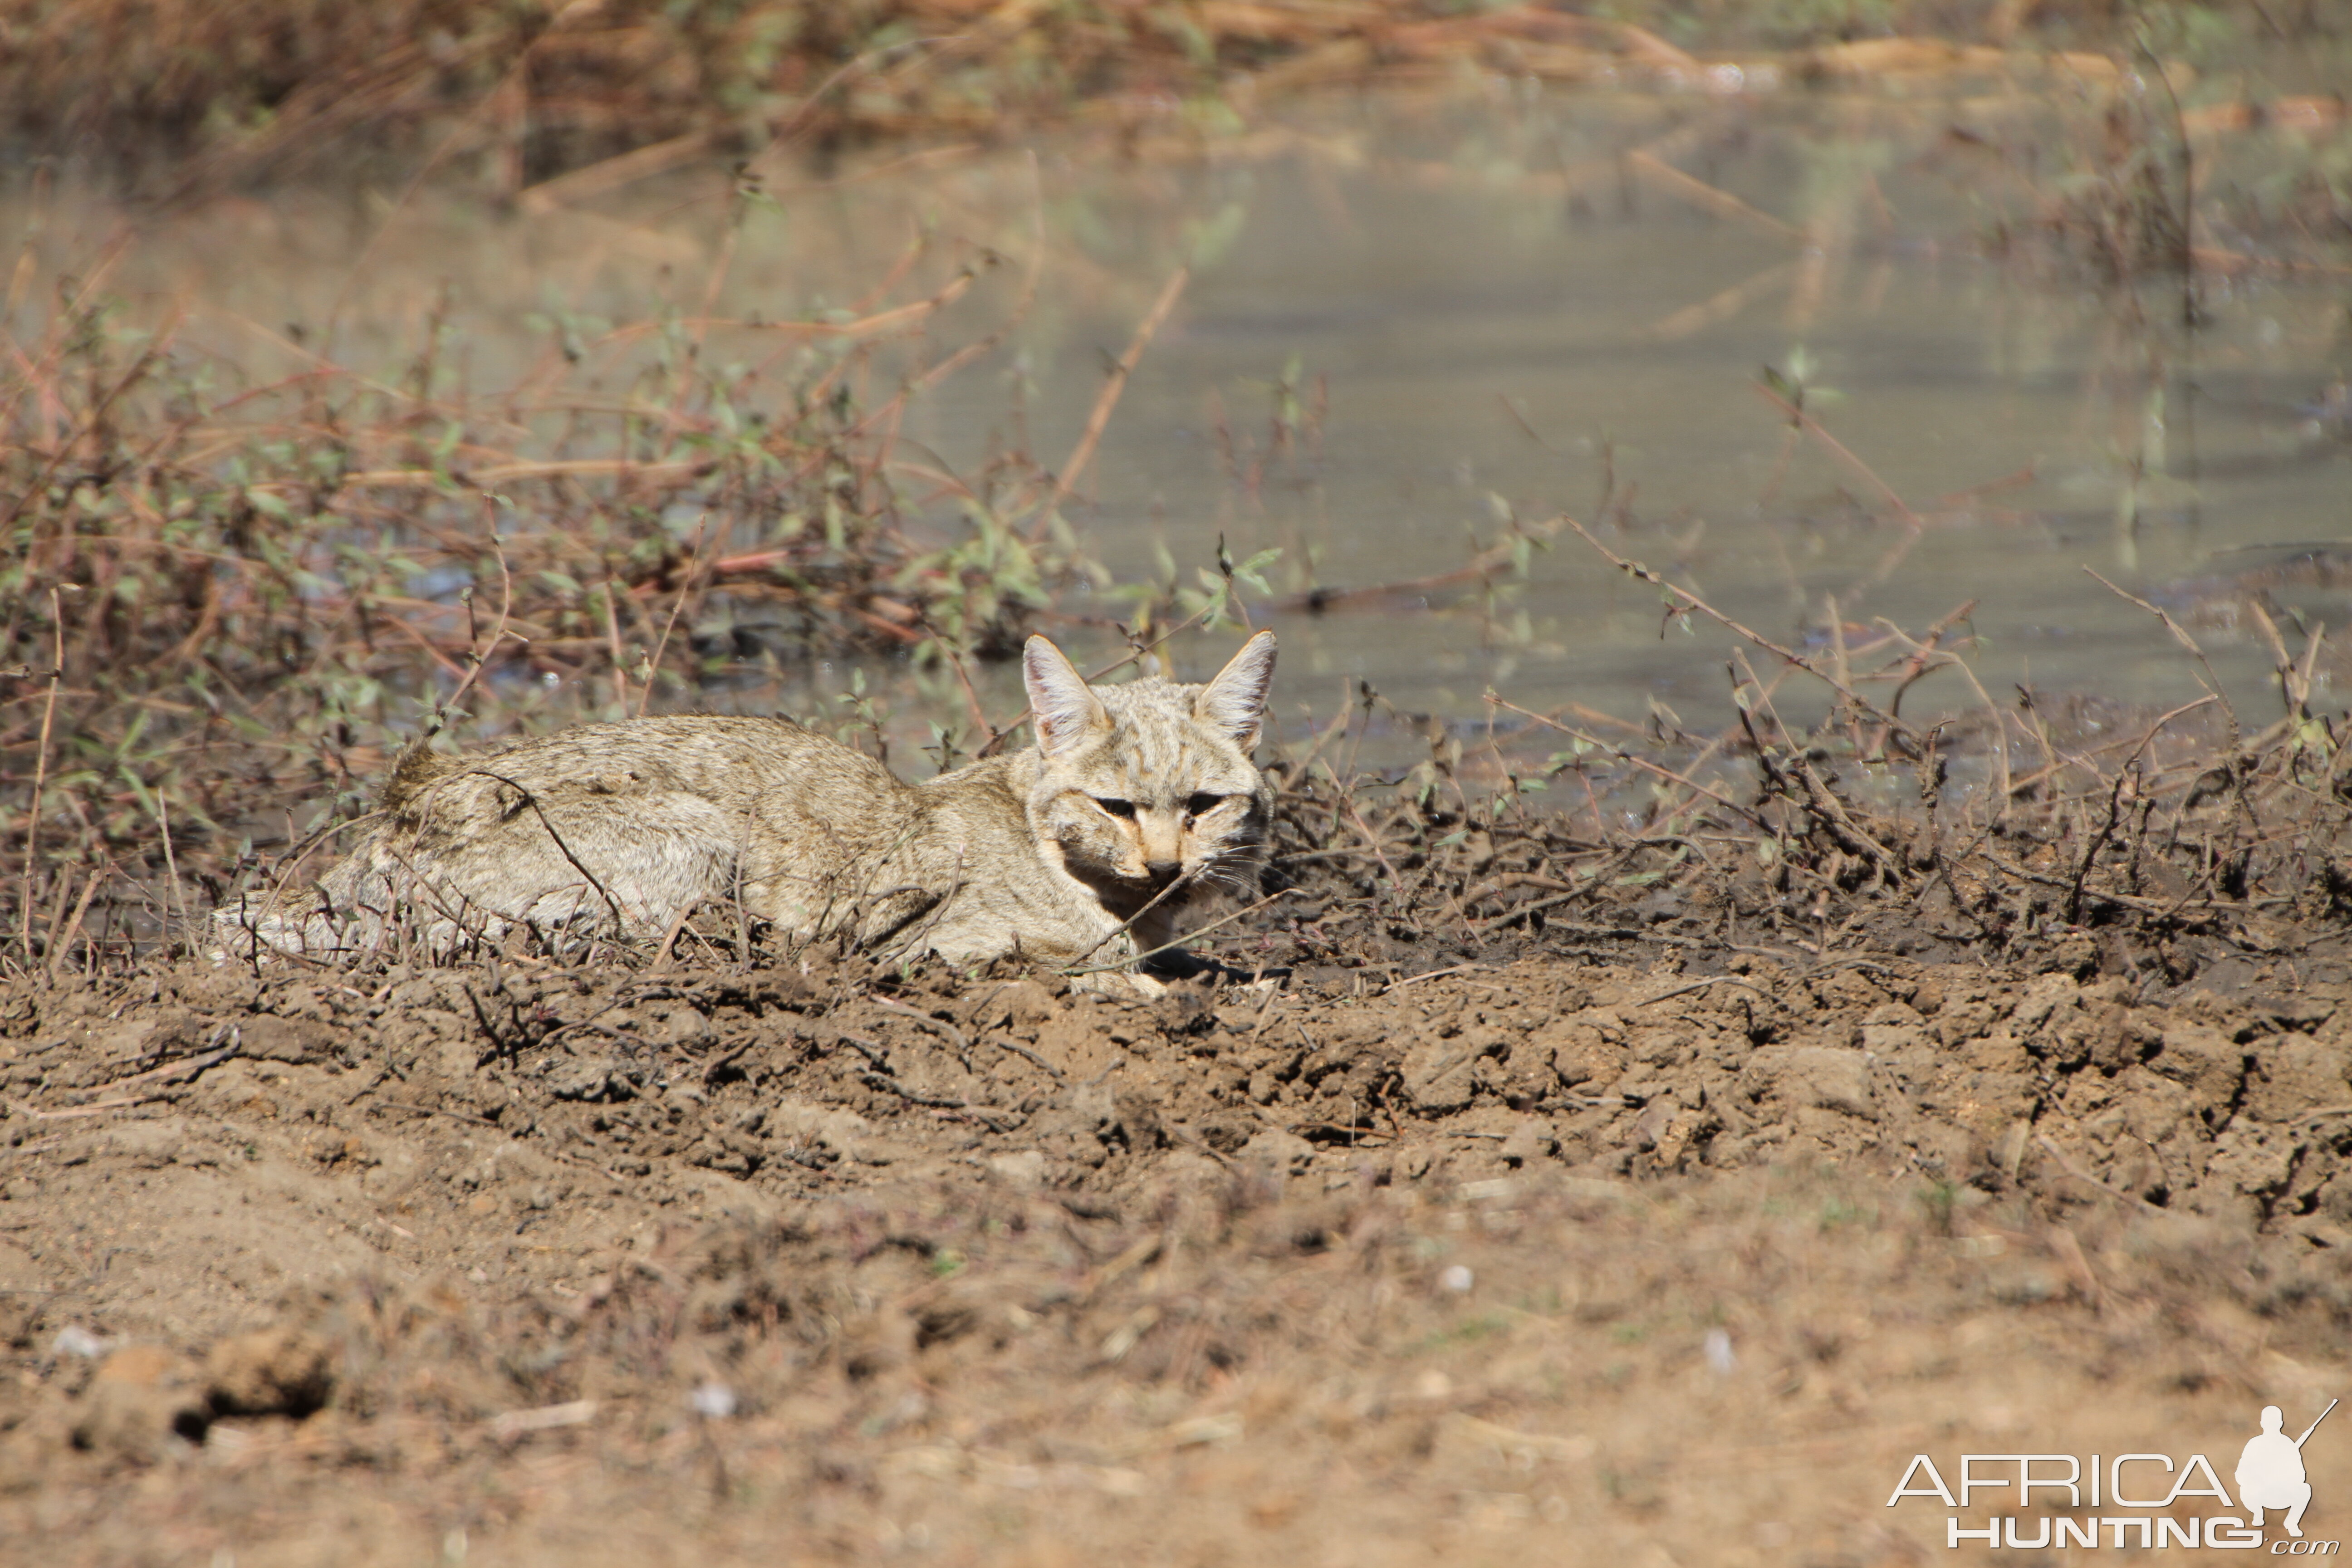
[8,918,2352,1564]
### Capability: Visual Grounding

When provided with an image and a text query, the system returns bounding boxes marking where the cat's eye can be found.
[1093,797,1136,818]
[1184,793,1225,818]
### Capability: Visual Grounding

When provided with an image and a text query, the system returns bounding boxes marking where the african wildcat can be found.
[213,632,1277,987]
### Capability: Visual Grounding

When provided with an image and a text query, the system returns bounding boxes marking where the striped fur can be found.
[213,632,1277,990]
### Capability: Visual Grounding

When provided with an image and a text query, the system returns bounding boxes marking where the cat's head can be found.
[1022,631,1277,916]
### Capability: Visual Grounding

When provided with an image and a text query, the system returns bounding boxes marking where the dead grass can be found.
[8,0,2341,198]
[4,1,2351,976]
[0,213,1137,951]
[6,243,2352,983]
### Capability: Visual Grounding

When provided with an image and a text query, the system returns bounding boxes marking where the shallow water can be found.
[11,83,2350,762]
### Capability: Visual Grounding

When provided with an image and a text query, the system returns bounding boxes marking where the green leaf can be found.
[1183,201,1249,269]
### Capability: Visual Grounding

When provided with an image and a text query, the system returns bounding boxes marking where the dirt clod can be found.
[203,1325,334,1418]
[69,1346,209,1463]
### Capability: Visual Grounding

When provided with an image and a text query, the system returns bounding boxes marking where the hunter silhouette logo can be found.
[1886,1397,2341,1551]
[2241,1400,2336,1539]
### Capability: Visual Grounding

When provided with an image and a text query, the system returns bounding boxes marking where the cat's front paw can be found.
[1064,968,1166,999]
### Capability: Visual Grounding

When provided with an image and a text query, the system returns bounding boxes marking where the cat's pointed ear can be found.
[1024,635,1109,757]
[1195,630,1276,750]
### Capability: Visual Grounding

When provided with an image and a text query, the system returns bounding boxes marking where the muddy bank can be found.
[16,1,2296,188]
[9,927,2352,1561]
[15,943,2352,1291]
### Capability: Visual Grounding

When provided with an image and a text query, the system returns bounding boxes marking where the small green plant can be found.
[1920,1180,1960,1236]
[1109,535,1281,647]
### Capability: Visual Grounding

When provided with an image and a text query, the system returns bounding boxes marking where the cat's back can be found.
[392,713,909,825]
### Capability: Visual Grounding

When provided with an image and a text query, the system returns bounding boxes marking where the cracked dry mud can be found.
[10,927,2352,1565]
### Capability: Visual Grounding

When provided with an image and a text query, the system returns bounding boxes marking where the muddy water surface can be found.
[14,88,2349,753]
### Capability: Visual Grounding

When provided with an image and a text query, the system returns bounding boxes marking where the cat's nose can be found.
[1145,860,1183,886]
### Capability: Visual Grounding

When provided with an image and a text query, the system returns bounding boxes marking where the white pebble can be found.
[691,1381,738,1419]
[1704,1327,1736,1374]
[1439,1264,1475,1294]
[49,1324,108,1359]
